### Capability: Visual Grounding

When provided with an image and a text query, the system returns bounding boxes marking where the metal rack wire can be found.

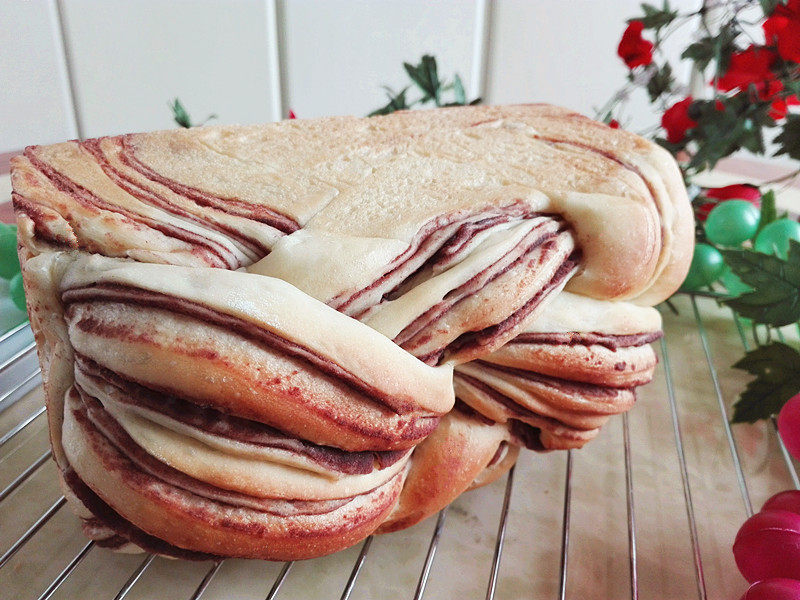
[1,296,797,600]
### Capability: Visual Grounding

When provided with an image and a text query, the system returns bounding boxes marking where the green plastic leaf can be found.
[685,102,740,172]
[369,55,479,115]
[756,190,777,236]
[422,55,441,105]
[681,27,737,75]
[784,79,800,98]
[368,105,393,117]
[646,63,673,102]
[731,342,800,423]
[167,99,217,128]
[681,39,715,72]
[712,22,740,75]
[402,62,427,99]
[632,0,677,29]
[453,74,466,105]
[775,115,800,161]
[686,96,773,173]
[722,240,800,326]
[198,113,218,127]
[655,136,684,154]
[170,98,192,128]
[739,118,766,155]
[759,0,780,15]
[403,55,440,104]
[368,87,411,117]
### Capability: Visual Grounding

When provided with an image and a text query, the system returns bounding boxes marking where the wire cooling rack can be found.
[1,294,798,600]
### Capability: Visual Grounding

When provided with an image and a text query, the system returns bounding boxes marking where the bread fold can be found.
[454,294,662,450]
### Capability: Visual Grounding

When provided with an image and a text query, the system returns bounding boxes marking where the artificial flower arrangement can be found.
[609,1,800,595]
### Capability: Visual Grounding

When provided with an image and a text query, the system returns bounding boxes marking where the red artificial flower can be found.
[716,46,779,98]
[661,97,697,143]
[759,78,785,102]
[769,92,800,119]
[288,109,297,119]
[764,0,800,63]
[695,202,717,222]
[608,119,620,129]
[696,184,762,221]
[705,184,761,203]
[617,21,654,69]
[716,45,796,119]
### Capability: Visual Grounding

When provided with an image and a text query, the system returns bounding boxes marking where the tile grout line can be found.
[470,0,491,100]
[51,0,84,140]
[264,0,284,121]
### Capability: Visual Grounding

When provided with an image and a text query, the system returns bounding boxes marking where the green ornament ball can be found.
[704,200,760,246]
[0,227,20,280]
[754,219,800,259]
[720,268,752,297]
[9,271,26,311]
[682,243,725,291]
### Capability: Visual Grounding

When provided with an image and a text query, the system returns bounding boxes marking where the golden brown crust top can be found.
[13,104,691,302]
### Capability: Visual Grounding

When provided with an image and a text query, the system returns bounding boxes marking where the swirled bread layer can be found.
[62,388,407,560]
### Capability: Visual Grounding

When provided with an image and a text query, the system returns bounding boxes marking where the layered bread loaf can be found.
[12,104,692,560]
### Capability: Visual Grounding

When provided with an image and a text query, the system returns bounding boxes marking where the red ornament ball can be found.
[733,509,800,583]
[778,394,800,461]
[763,490,800,515]
[741,578,800,600]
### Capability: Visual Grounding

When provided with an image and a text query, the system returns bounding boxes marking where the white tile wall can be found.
[280,0,478,119]
[486,0,697,132]
[59,0,280,139]
[0,0,77,150]
[1,0,704,154]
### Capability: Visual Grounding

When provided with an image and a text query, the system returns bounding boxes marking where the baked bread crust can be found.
[378,408,515,533]
[12,104,691,560]
[454,294,663,450]
[62,388,405,560]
